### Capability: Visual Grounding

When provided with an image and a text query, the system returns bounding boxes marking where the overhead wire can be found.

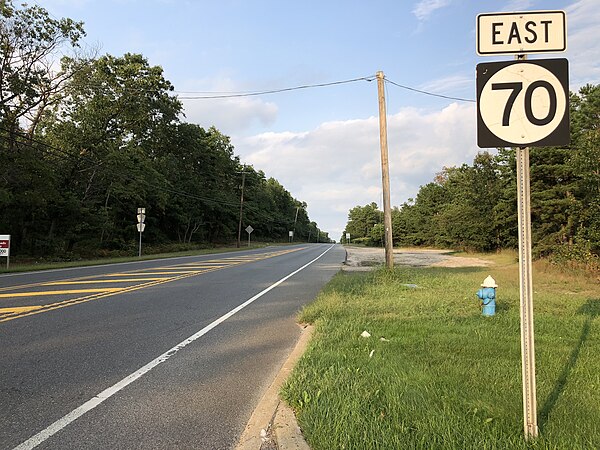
[0,126,285,220]
[176,76,376,99]
[2,71,477,228]
[384,77,476,103]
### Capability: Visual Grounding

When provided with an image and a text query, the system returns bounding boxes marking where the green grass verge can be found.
[281,252,600,449]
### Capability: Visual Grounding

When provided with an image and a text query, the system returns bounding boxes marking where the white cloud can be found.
[500,0,534,12]
[566,0,600,88]
[418,74,473,97]
[178,77,278,134]
[237,102,478,238]
[412,0,451,21]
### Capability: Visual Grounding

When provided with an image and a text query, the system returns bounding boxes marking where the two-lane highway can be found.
[0,244,345,449]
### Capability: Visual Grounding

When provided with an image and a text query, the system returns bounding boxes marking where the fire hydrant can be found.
[476,275,497,316]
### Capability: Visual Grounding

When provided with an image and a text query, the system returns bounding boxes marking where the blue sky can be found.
[41,0,600,240]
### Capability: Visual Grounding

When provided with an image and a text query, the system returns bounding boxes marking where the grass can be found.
[281,251,600,449]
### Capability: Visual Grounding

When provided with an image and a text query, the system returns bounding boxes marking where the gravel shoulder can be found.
[343,246,492,271]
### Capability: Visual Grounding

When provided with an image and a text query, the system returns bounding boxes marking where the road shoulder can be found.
[236,324,313,450]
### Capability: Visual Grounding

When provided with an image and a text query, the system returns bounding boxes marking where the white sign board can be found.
[477,11,566,55]
[245,225,254,234]
[0,234,10,257]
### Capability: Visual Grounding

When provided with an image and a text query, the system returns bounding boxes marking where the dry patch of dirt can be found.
[343,246,491,271]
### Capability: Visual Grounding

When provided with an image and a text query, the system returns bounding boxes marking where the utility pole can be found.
[376,71,394,269]
[293,206,300,241]
[237,170,246,248]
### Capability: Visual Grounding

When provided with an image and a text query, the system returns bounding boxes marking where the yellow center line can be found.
[0,247,305,323]
[116,271,202,275]
[0,271,203,322]
[178,263,229,267]
[0,305,44,314]
[0,288,124,298]
[43,278,168,285]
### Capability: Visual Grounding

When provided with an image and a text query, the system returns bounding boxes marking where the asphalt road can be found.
[0,243,345,449]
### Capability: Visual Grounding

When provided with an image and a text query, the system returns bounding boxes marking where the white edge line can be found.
[13,244,335,450]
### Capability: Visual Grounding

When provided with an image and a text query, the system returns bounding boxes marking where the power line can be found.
[384,77,475,103]
[0,126,294,220]
[177,76,376,99]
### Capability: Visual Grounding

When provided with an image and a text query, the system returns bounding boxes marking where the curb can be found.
[236,324,313,450]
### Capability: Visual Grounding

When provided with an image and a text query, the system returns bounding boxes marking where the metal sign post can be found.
[137,208,146,257]
[476,10,568,441]
[245,225,254,247]
[516,143,538,438]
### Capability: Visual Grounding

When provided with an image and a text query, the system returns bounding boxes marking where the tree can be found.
[40,53,182,251]
[345,203,382,243]
[435,152,502,251]
[567,84,600,255]
[0,1,85,138]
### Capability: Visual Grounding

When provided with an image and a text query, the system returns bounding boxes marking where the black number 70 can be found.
[491,81,557,127]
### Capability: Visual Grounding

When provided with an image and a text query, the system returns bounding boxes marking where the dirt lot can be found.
[343,246,491,271]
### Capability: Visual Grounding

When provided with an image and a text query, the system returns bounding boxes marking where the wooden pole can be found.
[237,171,245,248]
[376,71,394,269]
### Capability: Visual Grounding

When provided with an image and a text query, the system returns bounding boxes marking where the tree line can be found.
[0,2,329,260]
[343,83,600,265]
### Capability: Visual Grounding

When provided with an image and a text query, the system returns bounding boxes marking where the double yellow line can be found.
[0,247,302,323]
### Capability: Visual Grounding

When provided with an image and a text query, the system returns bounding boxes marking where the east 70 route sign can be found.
[476,58,569,148]
[476,9,568,441]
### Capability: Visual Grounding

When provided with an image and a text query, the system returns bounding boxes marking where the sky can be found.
[40,0,600,240]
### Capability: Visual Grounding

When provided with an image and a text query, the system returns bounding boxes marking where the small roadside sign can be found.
[0,234,10,268]
[477,11,566,55]
[245,225,254,246]
[0,235,10,257]
[137,207,146,257]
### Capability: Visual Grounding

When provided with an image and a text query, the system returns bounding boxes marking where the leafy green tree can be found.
[435,152,502,251]
[157,124,239,244]
[569,84,600,255]
[0,1,85,137]
[0,1,85,254]
[345,203,382,244]
[40,53,182,251]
